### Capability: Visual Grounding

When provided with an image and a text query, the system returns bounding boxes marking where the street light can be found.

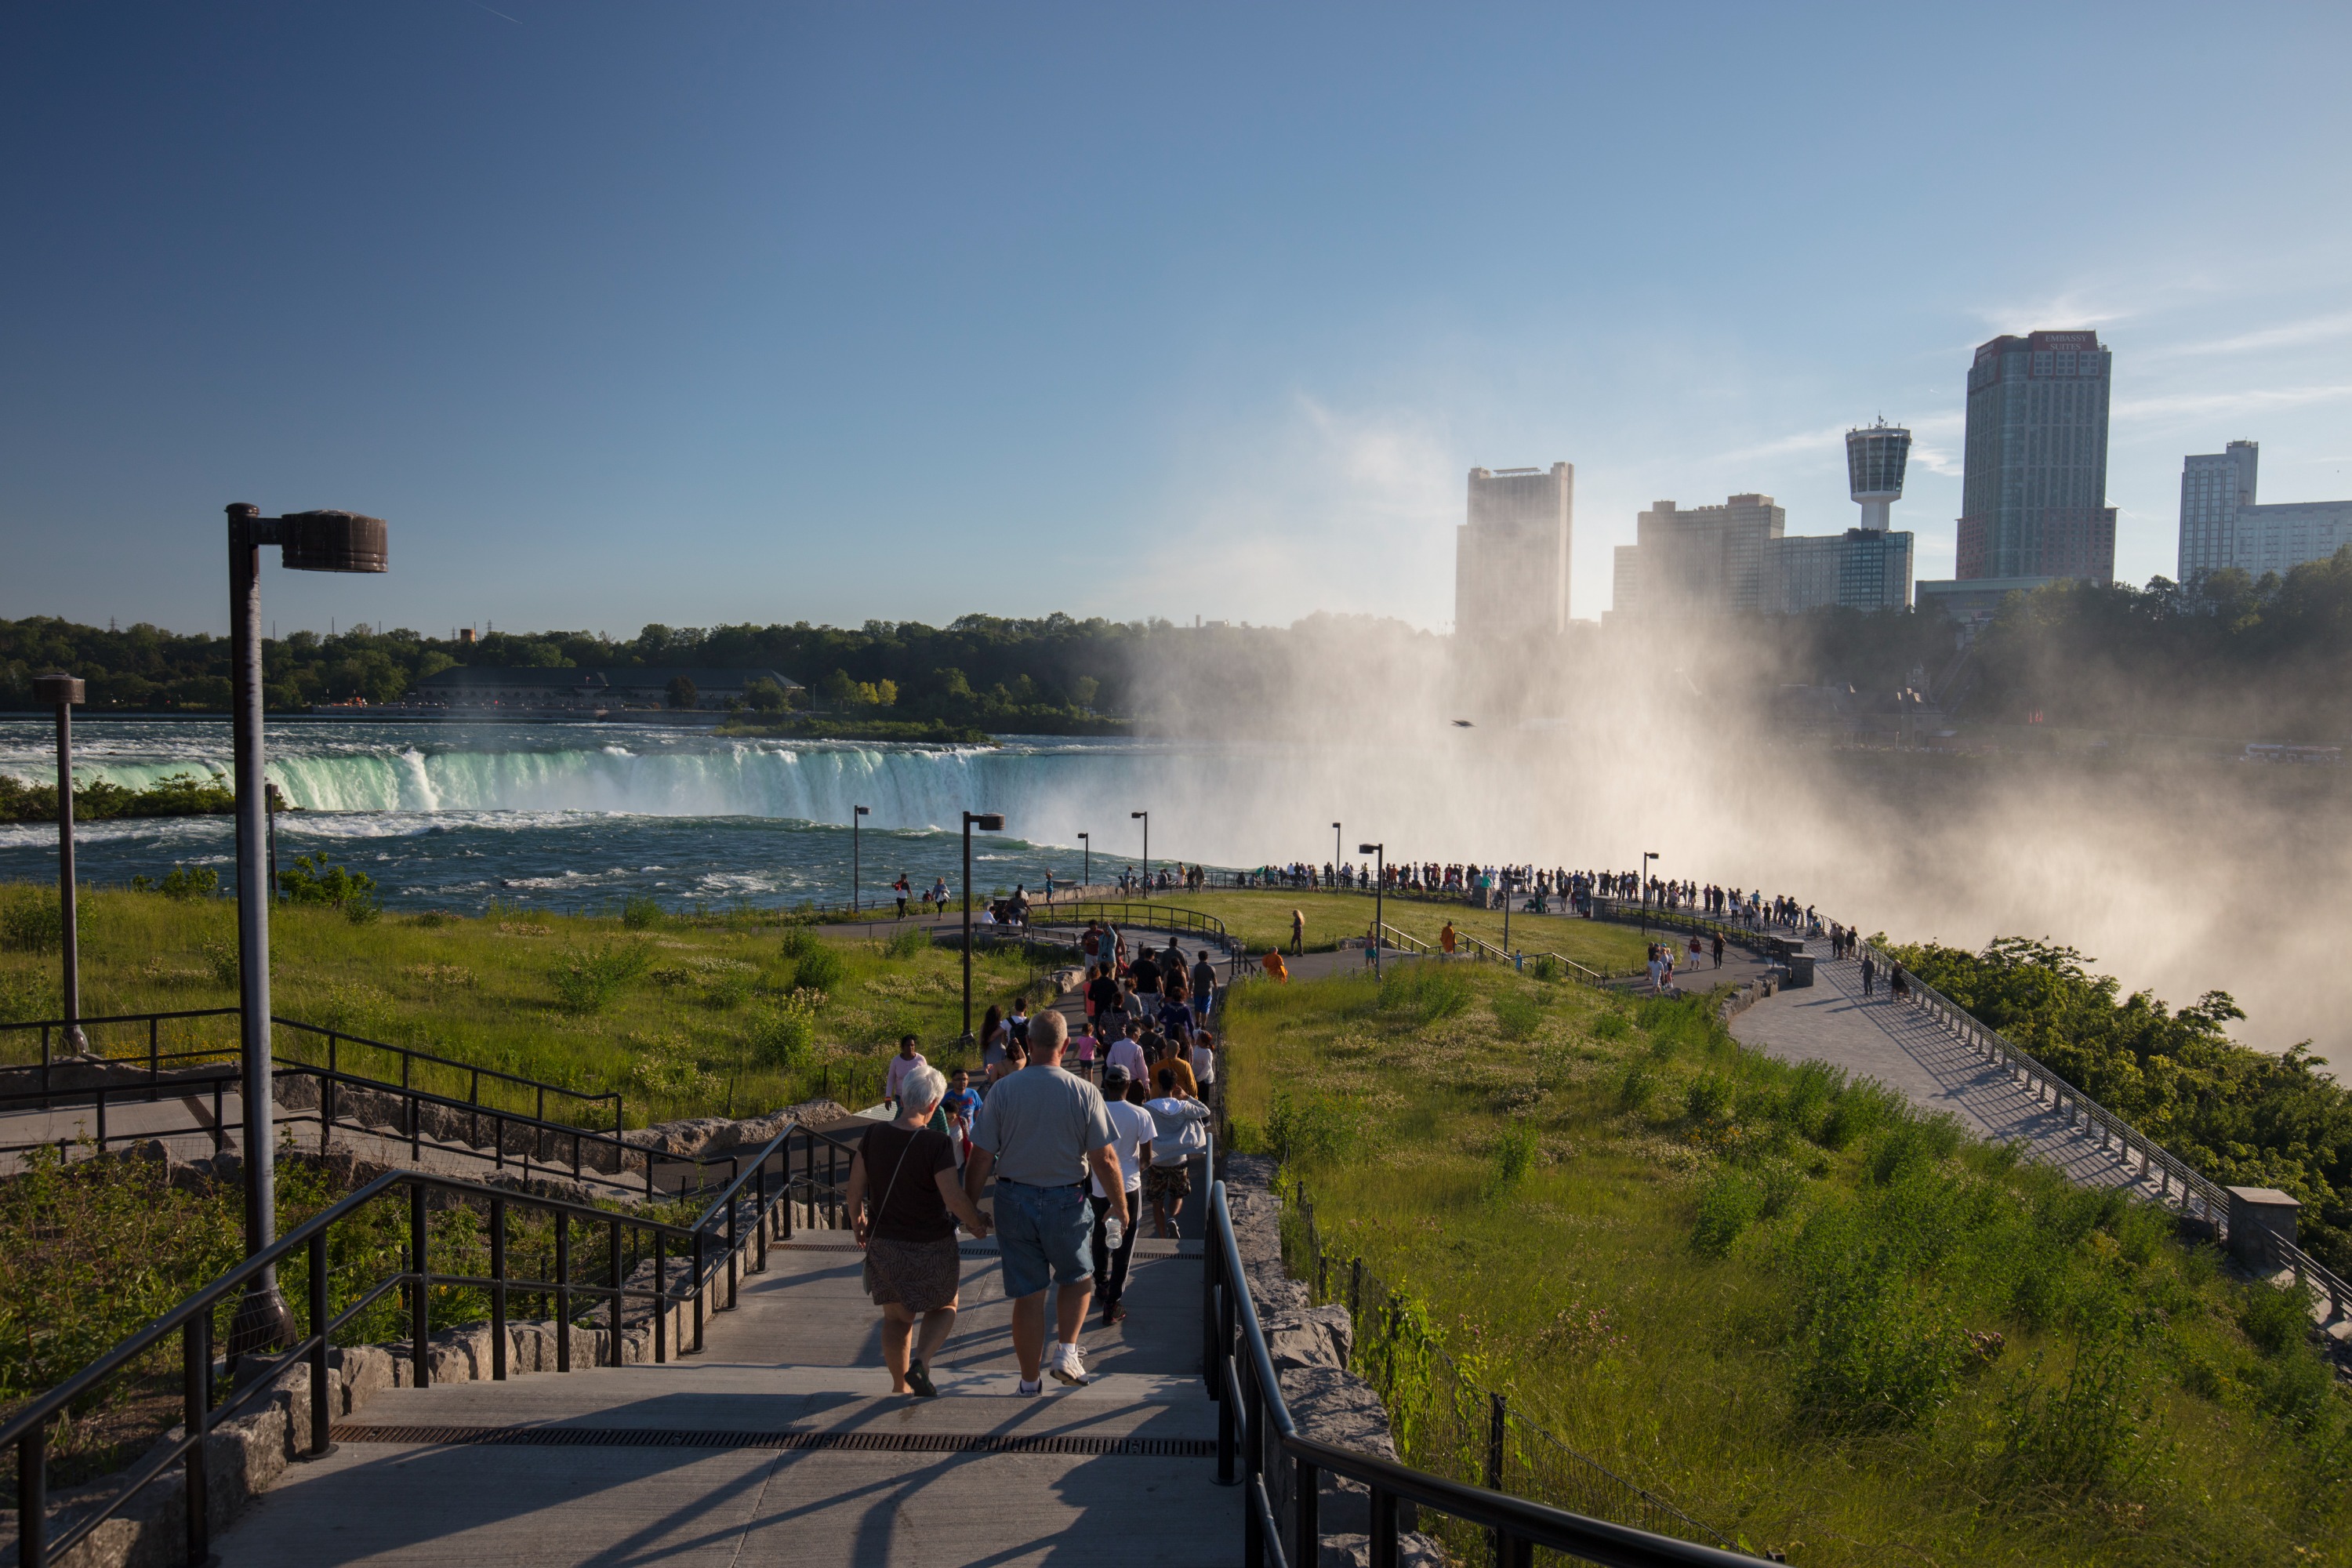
[961,810,1005,1047]
[31,673,86,1051]
[226,503,387,1359]
[851,805,870,914]
[1131,810,1149,898]
[1332,822,1341,887]
[1076,831,1091,891]
[1359,842,1385,978]
[1641,850,1658,938]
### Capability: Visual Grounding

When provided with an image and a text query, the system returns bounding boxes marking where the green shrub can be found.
[1378,964,1470,1025]
[1991,1332,2162,1492]
[408,909,454,928]
[621,895,663,931]
[0,888,63,953]
[1865,1116,1963,1184]
[1693,1168,1765,1256]
[1529,955,1562,982]
[1616,1060,1657,1111]
[550,942,651,1014]
[0,971,61,1023]
[1487,1121,1539,1194]
[1491,992,1543,1041]
[130,864,220,900]
[1223,1116,1265,1156]
[200,938,239,989]
[792,945,846,995]
[883,926,927,961]
[277,853,376,907]
[1269,1088,1359,1164]
[1818,1078,1904,1150]
[2238,1279,2314,1358]
[746,1001,817,1069]
[1684,1075,1734,1124]
[777,927,821,961]
[1590,1011,1629,1042]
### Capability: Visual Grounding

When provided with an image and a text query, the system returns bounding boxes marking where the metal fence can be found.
[1279,1179,1740,1557]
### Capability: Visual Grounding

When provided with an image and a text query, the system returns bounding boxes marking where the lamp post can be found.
[960,810,1005,1046]
[1332,822,1341,887]
[226,504,387,1358]
[1359,842,1385,978]
[1641,850,1658,938]
[1131,810,1149,898]
[851,804,869,914]
[1502,862,1512,958]
[31,673,86,1051]
[1077,832,1091,891]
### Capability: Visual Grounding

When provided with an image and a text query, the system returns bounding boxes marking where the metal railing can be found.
[1378,924,1432,956]
[0,1115,865,1568]
[1041,900,1236,951]
[1280,1180,1740,1556]
[1856,942,2352,1323]
[1206,1180,1760,1568]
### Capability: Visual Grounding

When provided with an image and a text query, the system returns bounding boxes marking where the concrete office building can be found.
[1456,463,1572,637]
[2176,440,2352,582]
[1613,476,1913,622]
[1954,329,2116,583]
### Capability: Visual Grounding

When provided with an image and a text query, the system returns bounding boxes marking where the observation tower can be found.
[1845,419,1911,532]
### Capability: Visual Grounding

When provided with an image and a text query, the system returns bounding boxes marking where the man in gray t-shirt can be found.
[966,1010,1125,1389]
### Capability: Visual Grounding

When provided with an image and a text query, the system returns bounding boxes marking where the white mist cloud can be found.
[2154,309,2352,358]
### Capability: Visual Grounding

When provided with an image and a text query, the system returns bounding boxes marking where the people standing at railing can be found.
[963,1010,1124,1391]
[846,1063,993,1399]
[1091,1063,1153,1326]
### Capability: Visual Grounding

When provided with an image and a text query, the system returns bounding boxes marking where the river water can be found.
[0,720,1196,911]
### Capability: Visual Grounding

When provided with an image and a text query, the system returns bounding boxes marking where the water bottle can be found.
[1102,1213,1123,1252]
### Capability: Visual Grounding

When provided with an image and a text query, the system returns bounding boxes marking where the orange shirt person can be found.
[1439,922,1457,957]
[1261,949,1289,982]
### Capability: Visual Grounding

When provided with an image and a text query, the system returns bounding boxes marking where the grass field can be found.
[1221,963,2352,1567]
[1055,887,1653,973]
[0,884,1048,1123]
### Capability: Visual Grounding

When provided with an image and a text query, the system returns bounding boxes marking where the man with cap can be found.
[1091,1062,1157,1326]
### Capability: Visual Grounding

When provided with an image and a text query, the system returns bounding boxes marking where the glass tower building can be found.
[1956,330,2116,583]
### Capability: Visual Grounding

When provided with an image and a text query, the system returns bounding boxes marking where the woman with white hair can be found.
[844,1062,993,1396]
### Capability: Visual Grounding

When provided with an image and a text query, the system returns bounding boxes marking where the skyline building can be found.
[2176,440,2352,583]
[1846,419,1911,532]
[1455,463,1572,638]
[1955,328,2116,583]
[1609,485,1912,621]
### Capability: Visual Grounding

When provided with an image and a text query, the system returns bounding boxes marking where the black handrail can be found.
[1207,1181,1759,1567]
[0,1115,866,1568]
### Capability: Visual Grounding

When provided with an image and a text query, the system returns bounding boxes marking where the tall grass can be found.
[1223,966,2352,1566]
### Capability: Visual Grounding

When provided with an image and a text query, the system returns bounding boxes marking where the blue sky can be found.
[5,1,2348,635]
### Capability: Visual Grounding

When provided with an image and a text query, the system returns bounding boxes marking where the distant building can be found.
[1456,464,1572,638]
[412,666,800,711]
[1955,329,2115,583]
[2176,440,2352,582]
[1612,488,1911,620]
[1846,419,1911,533]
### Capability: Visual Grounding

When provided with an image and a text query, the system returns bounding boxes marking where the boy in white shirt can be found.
[1090,1065,1157,1325]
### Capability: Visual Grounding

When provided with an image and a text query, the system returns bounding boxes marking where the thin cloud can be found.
[2154,310,2352,358]
[2114,384,2352,421]
[1973,289,2135,332]
[1709,411,1962,470]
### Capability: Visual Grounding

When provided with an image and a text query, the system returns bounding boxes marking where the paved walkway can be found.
[1733,942,2180,1198]
[218,1230,1221,1565]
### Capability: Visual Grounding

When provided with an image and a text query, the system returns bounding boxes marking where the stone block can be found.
[426,1342,474,1385]
[336,1345,394,1414]
[1263,1304,1353,1372]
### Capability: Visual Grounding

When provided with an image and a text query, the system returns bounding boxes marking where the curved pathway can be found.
[1732,941,2180,1199]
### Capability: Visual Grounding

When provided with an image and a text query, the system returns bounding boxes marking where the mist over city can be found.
[3,6,2350,1566]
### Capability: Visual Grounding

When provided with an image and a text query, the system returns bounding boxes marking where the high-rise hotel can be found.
[1455,463,1572,638]
[1955,329,2116,583]
[2177,440,2351,583]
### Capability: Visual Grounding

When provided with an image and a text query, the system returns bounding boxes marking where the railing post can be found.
[693,1229,708,1352]
[183,1308,210,1566]
[1294,1452,1319,1568]
[410,1181,431,1388]
[1239,1337,1263,1568]
[1486,1391,1508,1566]
[754,1160,770,1272]
[19,1415,47,1568]
[555,1213,572,1373]
[652,1231,667,1363]
[608,1218,623,1365]
[490,1196,509,1380]
[1370,1485,1399,1568]
[303,1231,336,1459]
[1203,1205,1221,1403]
[726,1189,739,1308]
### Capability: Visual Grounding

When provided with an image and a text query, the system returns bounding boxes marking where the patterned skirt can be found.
[863,1235,962,1314]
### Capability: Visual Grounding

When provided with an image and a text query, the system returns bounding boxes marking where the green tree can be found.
[666,675,699,710]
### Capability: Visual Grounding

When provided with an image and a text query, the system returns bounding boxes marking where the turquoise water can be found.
[0,720,1200,911]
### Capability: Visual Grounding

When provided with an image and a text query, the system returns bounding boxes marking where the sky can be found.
[5,1,2350,637]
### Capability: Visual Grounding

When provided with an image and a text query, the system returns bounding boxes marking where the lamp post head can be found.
[228,504,390,572]
[1358,843,1380,855]
[967,812,1005,832]
[32,673,84,706]
[855,805,870,817]
[1131,811,1146,820]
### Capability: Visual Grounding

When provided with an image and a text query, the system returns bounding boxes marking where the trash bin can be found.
[1784,952,1815,988]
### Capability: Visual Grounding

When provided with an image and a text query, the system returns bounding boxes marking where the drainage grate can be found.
[331,1425,1212,1457]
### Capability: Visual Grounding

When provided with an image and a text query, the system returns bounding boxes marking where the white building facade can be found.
[2176,440,2352,582]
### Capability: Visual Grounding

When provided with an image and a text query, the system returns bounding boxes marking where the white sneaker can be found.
[1049,1341,1094,1386]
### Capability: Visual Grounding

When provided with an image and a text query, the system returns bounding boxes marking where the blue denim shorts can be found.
[993,1179,1093,1300]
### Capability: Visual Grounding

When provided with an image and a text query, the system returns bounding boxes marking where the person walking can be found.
[964,1011,1124,1392]
[1189,1030,1217,1097]
[845,1064,992,1397]
[1142,1067,1210,1238]
[1261,949,1288,982]
[1711,931,1724,969]
[1860,952,1877,997]
[883,1034,927,1111]
[1439,921,1457,960]
[1091,1064,1154,1325]
[894,875,910,919]
[1289,909,1305,956]
[1106,1018,1149,1085]
[1190,949,1218,1022]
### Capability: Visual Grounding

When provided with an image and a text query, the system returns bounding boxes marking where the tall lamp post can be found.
[226,504,387,1356]
[1640,850,1658,937]
[32,673,86,1051]
[960,810,1005,1047]
[1131,810,1149,898]
[1077,832,1091,891]
[1502,861,1512,959]
[1332,822,1341,887]
[1358,842,1385,978]
[851,804,869,914]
